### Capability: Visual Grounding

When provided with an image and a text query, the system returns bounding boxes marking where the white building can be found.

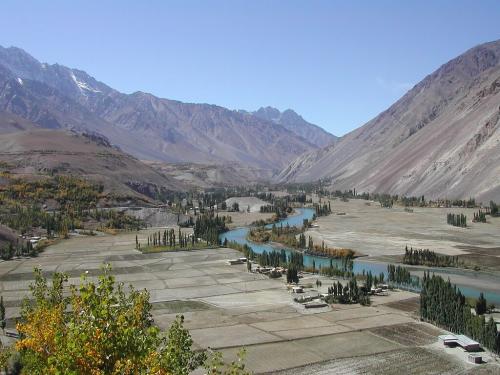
[292,286,304,294]
[439,334,481,351]
[468,353,482,364]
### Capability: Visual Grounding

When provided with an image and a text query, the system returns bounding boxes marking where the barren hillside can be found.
[0,112,184,202]
[0,46,316,171]
[279,40,500,202]
[249,106,337,148]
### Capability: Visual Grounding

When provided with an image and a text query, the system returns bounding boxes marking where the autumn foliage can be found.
[15,266,205,374]
[10,266,250,374]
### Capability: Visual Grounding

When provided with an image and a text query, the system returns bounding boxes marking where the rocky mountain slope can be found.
[145,161,274,189]
[0,46,316,171]
[247,106,337,148]
[279,40,500,202]
[0,112,184,201]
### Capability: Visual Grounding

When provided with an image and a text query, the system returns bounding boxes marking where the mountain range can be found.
[0,45,334,172]
[279,40,500,202]
[242,106,337,148]
[1,41,499,201]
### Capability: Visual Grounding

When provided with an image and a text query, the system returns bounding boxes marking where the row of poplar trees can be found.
[420,272,499,354]
[403,246,459,267]
[447,213,467,227]
[143,228,195,249]
[193,214,228,245]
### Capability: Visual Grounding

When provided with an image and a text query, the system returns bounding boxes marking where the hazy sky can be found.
[1,1,500,135]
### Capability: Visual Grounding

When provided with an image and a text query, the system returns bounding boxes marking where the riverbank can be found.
[306,198,500,260]
[221,201,500,305]
[226,210,274,229]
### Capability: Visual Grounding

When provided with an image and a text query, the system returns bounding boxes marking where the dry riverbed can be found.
[305,199,500,272]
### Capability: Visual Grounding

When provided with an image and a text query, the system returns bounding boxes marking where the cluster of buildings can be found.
[439,334,483,364]
[226,258,290,279]
[254,266,287,277]
[20,235,45,248]
[369,284,389,295]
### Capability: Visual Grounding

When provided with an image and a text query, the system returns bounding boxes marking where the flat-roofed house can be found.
[292,286,304,293]
[468,353,482,364]
[439,334,481,351]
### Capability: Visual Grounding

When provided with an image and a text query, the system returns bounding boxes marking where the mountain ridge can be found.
[0,45,318,171]
[244,106,337,148]
[278,40,500,201]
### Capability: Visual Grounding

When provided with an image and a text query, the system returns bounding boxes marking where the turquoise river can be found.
[220,207,500,304]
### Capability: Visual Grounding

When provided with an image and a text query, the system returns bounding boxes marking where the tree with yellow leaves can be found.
[15,266,207,374]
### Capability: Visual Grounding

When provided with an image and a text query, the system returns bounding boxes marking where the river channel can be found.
[220,208,500,304]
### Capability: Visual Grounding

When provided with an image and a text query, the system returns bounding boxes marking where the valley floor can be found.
[306,199,500,261]
[0,229,499,373]
[306,199,500,294]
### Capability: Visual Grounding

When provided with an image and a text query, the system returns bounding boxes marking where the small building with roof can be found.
[468,353,482,364]
[439,334,481,352]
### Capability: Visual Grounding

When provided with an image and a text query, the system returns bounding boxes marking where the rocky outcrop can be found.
[251,106,337,148]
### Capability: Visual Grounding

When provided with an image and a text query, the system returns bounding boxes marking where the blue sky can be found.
[1,1,499,136]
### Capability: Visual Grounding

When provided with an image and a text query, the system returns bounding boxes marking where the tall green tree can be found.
[0,296,5,332]
[475,292,487,315]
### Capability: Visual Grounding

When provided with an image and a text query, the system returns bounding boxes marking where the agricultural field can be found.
[1,224,498,373]
[383,296,420,316]
[271,347,500,375]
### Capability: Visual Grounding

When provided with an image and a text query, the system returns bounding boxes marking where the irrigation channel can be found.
[220,208,500,304]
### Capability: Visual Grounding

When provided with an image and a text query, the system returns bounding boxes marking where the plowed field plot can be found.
[369,322,442,346]
[270,347,479,375]
[384,296,420,313]
[151,300,212,313]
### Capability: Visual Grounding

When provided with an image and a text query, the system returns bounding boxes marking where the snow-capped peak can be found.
[70,71,101,93]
